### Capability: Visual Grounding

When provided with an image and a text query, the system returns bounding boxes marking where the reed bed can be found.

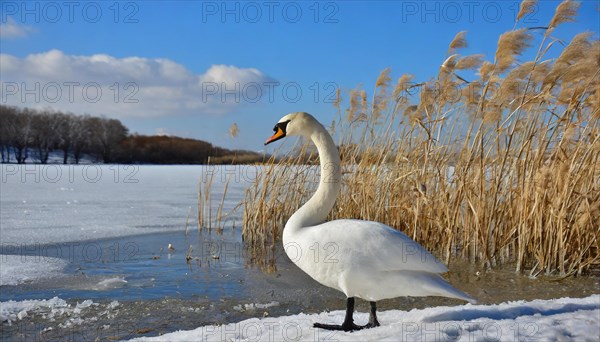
[242,0,599,276]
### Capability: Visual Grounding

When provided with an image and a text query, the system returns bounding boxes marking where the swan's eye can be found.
[273,126,278,132]
[278,120,291,132]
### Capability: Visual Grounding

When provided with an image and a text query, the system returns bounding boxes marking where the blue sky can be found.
[1,1,598,152]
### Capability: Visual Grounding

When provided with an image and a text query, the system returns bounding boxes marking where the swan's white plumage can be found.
[274,112,474,304]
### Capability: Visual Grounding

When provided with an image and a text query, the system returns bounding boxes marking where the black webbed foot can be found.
[313,298,380,332]
[364,320,380,328]
[313,322,367,332]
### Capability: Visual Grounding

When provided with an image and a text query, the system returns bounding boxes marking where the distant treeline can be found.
[0,105,265,164]
[116,135,265,164]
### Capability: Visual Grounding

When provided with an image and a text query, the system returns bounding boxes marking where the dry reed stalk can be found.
[203,171,214,229]
[197,178,203,233]
[184,206,192,236]
[216,174,231,230]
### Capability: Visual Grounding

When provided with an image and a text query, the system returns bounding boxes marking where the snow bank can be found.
[130,295,600,341]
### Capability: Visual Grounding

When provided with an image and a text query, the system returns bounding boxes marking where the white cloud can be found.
[0,50,275,118]
[0,17,35,39]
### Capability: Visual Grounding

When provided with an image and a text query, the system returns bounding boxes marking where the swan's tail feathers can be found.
[422,273,477,304]
[442,286,477,304]
[351,270,477,304]
[388,271,477,304]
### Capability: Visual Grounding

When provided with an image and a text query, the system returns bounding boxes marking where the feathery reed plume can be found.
[593,40,600,67]
[448,31,468,54]
[479,61,495,81]
[417,82,436,121]
[441,54,459,73]
[495,28,533,73]
[462,80,482,107]
[513,61,536,80]
[556,32,593,66]
[372,97,388,124]
[561,59,597,85]
[333,87,341,110]
[373,68,392,123]
[393,74,415,101]
[439,55,459,91]
[483,104,503,125]
[529,60,552,84]
[548,0,581,31]
[456,54,485,70]
[403,105,419,123]
[360,90,367,111]
[375,67,392,88]
[517,0,538,22]
[347,89,360,122]
[229,123,239,138]
[544,33,594,91]
[357,90,368,122]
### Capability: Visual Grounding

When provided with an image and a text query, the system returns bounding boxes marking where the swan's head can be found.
[264,112,318,145]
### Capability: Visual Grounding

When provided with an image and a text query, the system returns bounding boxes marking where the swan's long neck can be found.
[285,125,341,233]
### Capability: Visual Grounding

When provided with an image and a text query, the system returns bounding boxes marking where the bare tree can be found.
[96,117,128,163]
[30,109,62,164]
[55,112,76,164]
[71,115,94,164]
[11,108,33,164]
[0,106,18,163]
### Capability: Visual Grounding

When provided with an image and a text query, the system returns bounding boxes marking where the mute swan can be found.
[264,112,475,332]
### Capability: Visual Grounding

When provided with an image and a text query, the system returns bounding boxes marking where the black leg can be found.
[342,297,355,327]
[313,298,380,332]
[366,301,380,328]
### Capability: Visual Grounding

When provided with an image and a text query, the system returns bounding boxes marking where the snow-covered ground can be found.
[130,295,600,341]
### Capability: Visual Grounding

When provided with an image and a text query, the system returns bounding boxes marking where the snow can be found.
[233,301,280,312]
[0,296,125,328]
[130,295,600,342]
[0,297,70,323]
[0,255,68,286]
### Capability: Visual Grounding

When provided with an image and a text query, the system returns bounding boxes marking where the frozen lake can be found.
[1,165,598,340]
[1,164,254,246]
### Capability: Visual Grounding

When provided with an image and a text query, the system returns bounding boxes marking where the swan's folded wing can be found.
[316,219,449,274]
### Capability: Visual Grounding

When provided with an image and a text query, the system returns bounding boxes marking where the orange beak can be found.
[265,127,285,145]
